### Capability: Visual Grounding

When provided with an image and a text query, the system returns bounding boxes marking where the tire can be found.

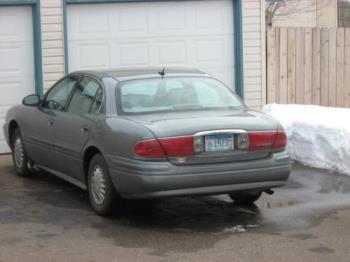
[88,154,119,216]
[229,191,262,205]
[11,128,31,177]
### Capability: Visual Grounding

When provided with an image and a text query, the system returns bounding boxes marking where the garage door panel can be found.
[0,79,34,152]
[0,117,9,153]
[0,78,35,105]
[0,44,35,78]
[195,39,225,64]
[117,8,149,33]
[68,42,111,70]
[67,0,234,88]
[0,6,35,153]
[68,10,109,40]
[194,2,231,32]
[0,7,33,43]
[0,102,10,152]
[80,11,109,34]
[158,41,187,65]
[195,8,224,30]
[157,5,186,32]
[202,67,234,87]
[119,42,150,66]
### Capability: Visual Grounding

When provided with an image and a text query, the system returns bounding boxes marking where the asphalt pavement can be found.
[1,155,350,262]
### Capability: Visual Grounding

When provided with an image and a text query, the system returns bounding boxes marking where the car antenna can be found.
[159,67,166,79]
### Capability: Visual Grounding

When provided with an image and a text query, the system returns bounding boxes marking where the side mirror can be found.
[23,94,41,107]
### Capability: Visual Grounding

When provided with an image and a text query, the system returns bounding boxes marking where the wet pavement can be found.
[1,155,350,262]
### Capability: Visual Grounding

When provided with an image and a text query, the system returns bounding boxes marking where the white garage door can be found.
[67,0,234,86]
[0,6,35,153]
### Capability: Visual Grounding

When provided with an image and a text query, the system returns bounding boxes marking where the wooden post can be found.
[328,28,337,107]
[320,28,329,106]
[336,28,345,107]
[267,27,276,103]
[287,28,296,104]
[312,28,321,105]
[345,28,350,107]
[295,28,305,104]
[279,28,288,103]
[304,28,313,104]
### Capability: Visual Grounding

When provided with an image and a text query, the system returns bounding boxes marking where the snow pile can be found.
[263,104,350,176]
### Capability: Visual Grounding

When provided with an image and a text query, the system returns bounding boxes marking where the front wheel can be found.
[11,128,31,177]
[88,154,119,216]
[229,191,262,205]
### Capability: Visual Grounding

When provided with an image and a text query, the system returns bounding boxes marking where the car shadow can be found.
[4,166,262,234]
[110,197,262,233]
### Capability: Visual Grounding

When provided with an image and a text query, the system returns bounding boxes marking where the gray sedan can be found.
[3,68,291,216]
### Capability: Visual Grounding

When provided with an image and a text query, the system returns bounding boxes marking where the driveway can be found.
[1,155,350,262]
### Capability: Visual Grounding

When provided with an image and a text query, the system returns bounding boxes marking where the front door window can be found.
[43,77,78,111]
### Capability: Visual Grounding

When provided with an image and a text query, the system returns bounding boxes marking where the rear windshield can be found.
[117,77,243,114]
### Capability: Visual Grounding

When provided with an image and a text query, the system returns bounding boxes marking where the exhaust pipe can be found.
[264,189,274,195]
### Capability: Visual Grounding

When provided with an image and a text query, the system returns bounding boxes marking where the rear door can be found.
[54,76,104,181]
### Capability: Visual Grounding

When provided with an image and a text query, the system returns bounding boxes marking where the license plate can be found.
[205,134,234,153]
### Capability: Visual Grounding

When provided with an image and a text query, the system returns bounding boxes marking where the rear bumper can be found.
[106,151,291,199]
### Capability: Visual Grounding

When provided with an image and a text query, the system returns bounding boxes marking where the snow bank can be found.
[263,104,350,176]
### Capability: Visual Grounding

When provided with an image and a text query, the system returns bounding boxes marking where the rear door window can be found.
[118,77,243,114]
[67,77,103,115]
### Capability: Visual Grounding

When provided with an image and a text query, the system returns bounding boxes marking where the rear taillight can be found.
[159,136,194,157]
[272,131,287,149]
[248,132,276,151]
[134,139,166,157]
[248,130,287,151]
[135,136,194,157]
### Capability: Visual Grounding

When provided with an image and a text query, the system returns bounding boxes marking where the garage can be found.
[0,6,36,153]
[66,0,235,88]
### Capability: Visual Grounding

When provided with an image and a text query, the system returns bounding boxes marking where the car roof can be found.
[71,67,209,81]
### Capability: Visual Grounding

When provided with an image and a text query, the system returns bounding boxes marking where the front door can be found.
[27,76,79,167]
[54,76,104,181]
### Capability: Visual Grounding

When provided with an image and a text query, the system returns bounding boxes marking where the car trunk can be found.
[124,109,280,165]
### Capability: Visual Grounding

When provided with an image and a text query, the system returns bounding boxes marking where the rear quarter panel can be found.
[98,117,156,160]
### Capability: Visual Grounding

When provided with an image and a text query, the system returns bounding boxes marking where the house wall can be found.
[41,0,65,90]
[242,0,265,108]
[271,0,338,27]
[317,0,338,27]
[40,0,265,108]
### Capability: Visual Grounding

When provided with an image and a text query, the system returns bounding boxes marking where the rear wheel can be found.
[229,191,262,205]
[88,154,119,216]
[11,128,31,177]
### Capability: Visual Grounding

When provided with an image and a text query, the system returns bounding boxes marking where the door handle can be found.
[81,126,89,132]
[48,119,55,126]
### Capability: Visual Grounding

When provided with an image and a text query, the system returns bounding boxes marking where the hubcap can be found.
[91,165,107,205]
[14,137,24,169]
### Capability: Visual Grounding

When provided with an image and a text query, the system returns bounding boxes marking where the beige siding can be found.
[242,0,265,109]
[271,0,337,27]
[317,0,338,27]
[41,0,65,90]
